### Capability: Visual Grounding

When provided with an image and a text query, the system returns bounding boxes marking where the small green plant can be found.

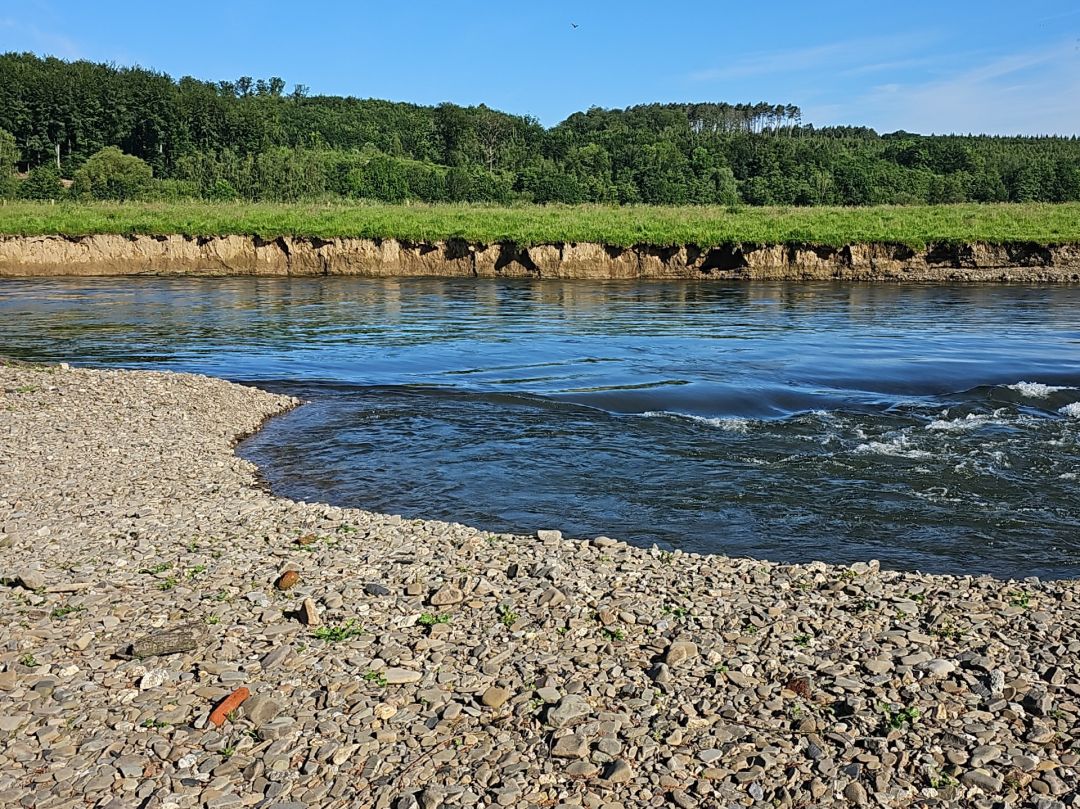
[363,670,389,687]
[418,612,451,627]
[187,564,207,578]
[206,615,221,625]
[158,576,178,591]
[1009,590,1031,608]
[214,590,231,602]
[140,562,172,574]
[933,617,965,641]
[793,633,811,648]
[499,606,520,627]
[19,654,39,668]
[556,627,569,636]
[658,550,675,565]
[14,385,40,394]
[906,591,927,604]
[50,604,86,619]
[663,605,691,619]
[336,523,358,534]
[313,619,363,643]
[600,627,625,641]
[879,703,920,731]
[186,540,200,552]
[929,769,958,789]
[222,745,235,758]
[141,718,169,729]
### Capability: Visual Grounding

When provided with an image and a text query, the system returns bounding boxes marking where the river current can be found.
[2,277,1078,578]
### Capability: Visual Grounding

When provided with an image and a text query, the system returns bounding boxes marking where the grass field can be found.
[1,201,1079,248]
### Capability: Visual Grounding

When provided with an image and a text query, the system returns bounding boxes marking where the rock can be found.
[419,786,445,809]
[920,658,956,678]
[536,529,563,542]
[114,754,143,779]
[843,781,868,805]
[988,669,1006,696]
[275,570,300,590]
[257,717,296,741]
[962,769,1003,793]
[538,586,566,607]
[12,570,45,591]
[536,686,561,703]
[480,686,510,708]
[383,668,421,685]
[243,694,283,726]
[551,733,589,758]
[547,695,591,728]
[125,621,206,658]
[970,745,1002,768]
[567,761,599,778]
[429,585,463,606]
[364,582,391,596]
[602,759,633,784]
[592,536,618,547]
[139,668,171,690]
[664,640,698,666]
[299,597,320,626]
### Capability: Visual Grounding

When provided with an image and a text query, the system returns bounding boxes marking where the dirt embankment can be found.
[2,234,1080,281]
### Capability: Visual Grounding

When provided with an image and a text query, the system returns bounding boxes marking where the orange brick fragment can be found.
[208,687,250,727]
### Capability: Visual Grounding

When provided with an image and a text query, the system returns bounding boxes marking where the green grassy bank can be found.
[1,201,1079,248]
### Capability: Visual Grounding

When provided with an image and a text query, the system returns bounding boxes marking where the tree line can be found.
[2,51,1079,206]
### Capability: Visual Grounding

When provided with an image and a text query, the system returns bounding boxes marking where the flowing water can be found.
[2,277,1079,579]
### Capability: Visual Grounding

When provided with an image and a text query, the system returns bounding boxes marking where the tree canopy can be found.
[2,52,1079,206]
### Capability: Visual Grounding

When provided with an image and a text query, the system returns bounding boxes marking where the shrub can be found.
[73,147,153,200]
[19,164,64,200]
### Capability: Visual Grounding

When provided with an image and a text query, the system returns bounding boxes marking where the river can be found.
[2,277,1078,578]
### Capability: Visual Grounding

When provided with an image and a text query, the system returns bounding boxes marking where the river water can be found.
[2,277,1079,579]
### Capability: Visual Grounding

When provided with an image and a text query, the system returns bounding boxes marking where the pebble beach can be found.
[1,362,1078,809]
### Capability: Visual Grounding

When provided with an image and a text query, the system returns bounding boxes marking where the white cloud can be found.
[0,17,81,59]
[843,41,1080,135]
[689,34,933,82]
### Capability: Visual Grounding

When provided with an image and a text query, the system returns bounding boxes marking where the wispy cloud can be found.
[847,40,1080,135]
[0,17,82,59]
[689,34,934,82]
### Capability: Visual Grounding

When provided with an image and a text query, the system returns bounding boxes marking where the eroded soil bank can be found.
[2,234,1080,281]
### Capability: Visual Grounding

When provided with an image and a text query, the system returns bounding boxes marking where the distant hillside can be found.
[1,52,1079,206]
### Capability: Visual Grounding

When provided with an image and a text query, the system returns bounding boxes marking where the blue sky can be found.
[3,0,1079,135]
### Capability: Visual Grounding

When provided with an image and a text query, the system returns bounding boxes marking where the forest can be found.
[2,51,1080,207]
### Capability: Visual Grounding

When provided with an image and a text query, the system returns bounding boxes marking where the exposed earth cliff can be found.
[2,234,1079,281]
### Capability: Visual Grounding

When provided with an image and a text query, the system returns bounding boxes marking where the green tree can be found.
[19,164,64,200]
[72,147,153,200]
[0,127,17,197]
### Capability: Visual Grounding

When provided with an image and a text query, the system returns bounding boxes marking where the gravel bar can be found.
[1,363,1078,809]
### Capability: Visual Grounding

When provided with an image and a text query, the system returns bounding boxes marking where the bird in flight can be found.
[571,22,579,28]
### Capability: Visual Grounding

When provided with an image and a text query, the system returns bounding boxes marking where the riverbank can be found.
[1,363,1078,808]
[2,201,1080,281]
[2,234,1080,281]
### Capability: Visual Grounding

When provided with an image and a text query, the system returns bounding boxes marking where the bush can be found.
[72,147,153,200]
[144,178,202,201]
[19,164,64,200]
